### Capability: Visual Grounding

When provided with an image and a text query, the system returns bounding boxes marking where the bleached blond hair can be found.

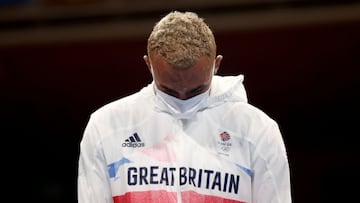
[147,11,216,68]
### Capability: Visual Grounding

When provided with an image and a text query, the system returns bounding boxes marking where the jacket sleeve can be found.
[251,120,292,203]
[77,115,113,203]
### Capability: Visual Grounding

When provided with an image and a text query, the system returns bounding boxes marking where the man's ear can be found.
[143,55,152,72]
[214,55,223,74]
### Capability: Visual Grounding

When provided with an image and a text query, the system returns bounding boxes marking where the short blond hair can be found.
[147,11,216,68]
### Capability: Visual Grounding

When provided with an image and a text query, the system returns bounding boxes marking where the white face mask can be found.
[150,64,214,119]
[154,86,210,119]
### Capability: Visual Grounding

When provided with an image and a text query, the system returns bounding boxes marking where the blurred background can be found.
[0,0,359,202]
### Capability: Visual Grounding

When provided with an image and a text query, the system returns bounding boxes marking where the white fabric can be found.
[154,85,210,119]
[77,74,292,203]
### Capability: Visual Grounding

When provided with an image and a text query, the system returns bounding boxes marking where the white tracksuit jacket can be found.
[77,74,292,203]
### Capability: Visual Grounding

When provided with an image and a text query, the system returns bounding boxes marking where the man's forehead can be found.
[151,54,212,67]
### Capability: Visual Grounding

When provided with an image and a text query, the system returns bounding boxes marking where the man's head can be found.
[147,11,216,68]
[144,11,222,100]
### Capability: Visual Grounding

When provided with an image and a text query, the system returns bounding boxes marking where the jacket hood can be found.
[208,74,248,107]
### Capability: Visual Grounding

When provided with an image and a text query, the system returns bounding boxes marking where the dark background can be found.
[0,0,359,202]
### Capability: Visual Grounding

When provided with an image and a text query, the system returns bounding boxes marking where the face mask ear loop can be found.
[150,65,159,95]
[213,61,216,75]
[208,62,216,96]
[150,65,155,80]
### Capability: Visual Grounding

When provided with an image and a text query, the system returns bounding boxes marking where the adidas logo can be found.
[122,132,145,148]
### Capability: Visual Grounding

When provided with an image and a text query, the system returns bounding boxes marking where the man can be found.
[77,11,292,203]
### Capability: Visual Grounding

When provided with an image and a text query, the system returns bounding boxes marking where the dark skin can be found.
[144,54,223,100]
